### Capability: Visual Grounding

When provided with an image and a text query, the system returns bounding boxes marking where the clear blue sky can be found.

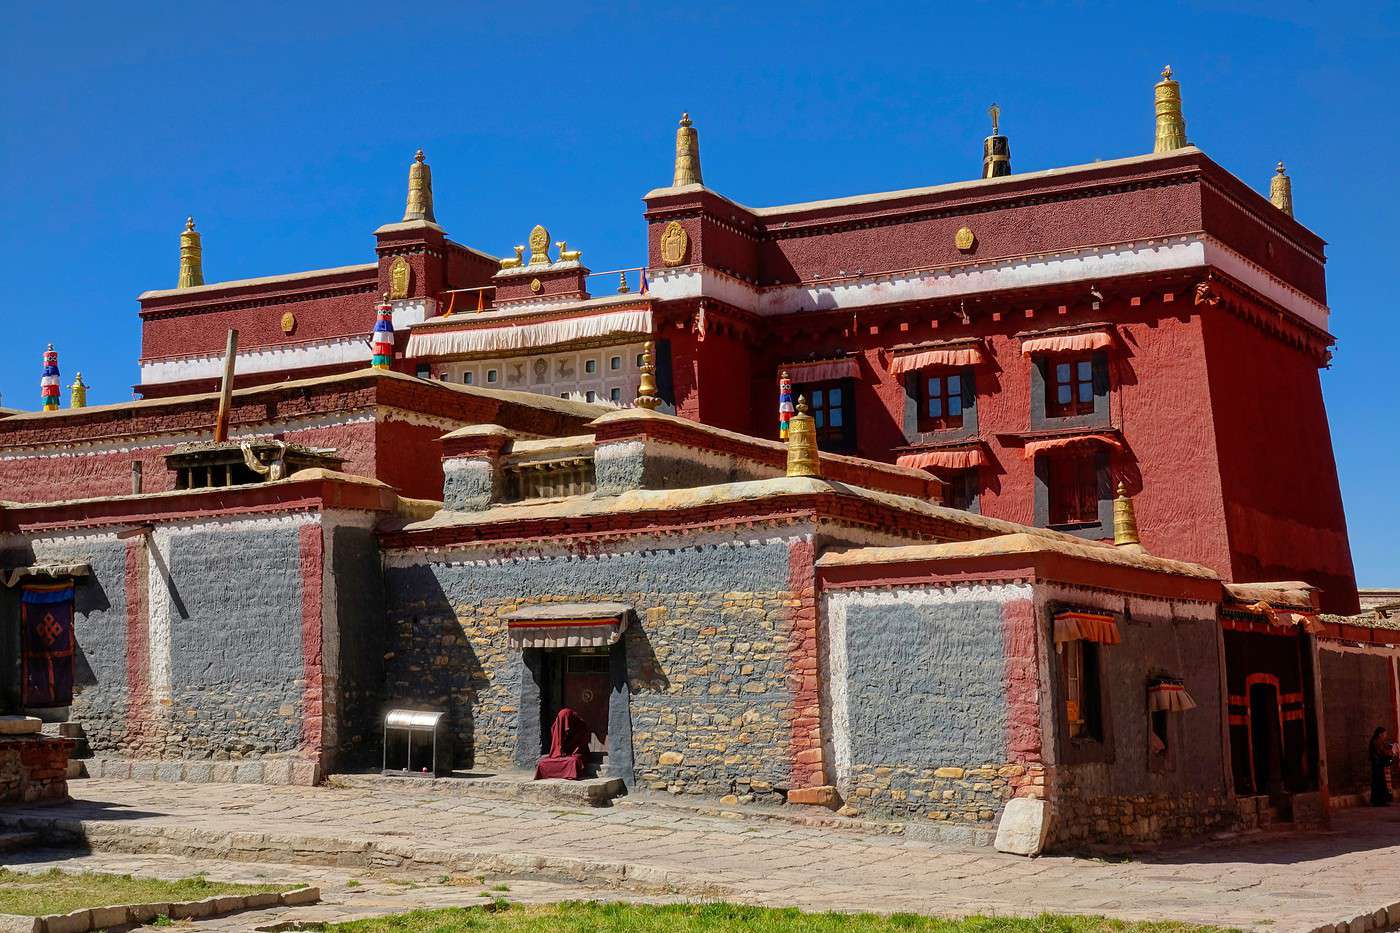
[2,2,1395,583]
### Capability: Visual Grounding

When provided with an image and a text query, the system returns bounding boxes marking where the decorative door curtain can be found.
[21,583,75,707]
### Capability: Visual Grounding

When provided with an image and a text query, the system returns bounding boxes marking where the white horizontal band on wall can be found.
[407,309,653,358]
[140,336,371,385]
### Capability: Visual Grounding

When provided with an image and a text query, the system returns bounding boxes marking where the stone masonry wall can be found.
[383,535,805,798]
[823,584,1033,825]
[1319,645,1398,798]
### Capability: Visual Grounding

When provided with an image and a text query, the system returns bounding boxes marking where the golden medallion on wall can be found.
[388,257,411,299]
[954,226,976,252]
[660,220,689,267]
[280,312,296,335]
[530,278,543,293]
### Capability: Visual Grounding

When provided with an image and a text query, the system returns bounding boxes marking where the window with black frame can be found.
[796,379,855,452]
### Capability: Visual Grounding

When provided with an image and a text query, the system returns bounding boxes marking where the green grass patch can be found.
[315,901,1238,932]
[0,868,288,917]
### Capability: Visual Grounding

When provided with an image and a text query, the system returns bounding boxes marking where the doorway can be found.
[542,648,611,765]
[1249,683,1285,800]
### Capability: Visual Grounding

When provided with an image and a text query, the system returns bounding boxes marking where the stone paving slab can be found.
[2,780,1399,932]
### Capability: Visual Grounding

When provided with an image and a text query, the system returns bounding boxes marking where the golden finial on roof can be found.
[786,396,822,479]
[1114,481,1144,551]
[673,112,703,187]
[1270,161,1294,217]
[617,271,630,294]
[634,341,662,410]
[982,102,1012,178]
[1153,65,1188,153]
[178,216,204,288]
[527,225,551,265]
[69,372,88,409]
[402,148,436,223]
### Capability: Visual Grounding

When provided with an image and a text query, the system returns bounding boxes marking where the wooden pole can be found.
[213,329,238,442]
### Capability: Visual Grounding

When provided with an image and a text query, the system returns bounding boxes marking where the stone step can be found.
[326,771,626,808]
[0,831,38,853]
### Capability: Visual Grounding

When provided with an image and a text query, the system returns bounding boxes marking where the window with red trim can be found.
[1046,354,1096,417]
[1047,451,1099,526]
[918,371,964,432]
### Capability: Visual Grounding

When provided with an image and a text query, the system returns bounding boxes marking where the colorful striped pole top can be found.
[778,371,794,440]
[41,344,60,411]
[371,300,394,370]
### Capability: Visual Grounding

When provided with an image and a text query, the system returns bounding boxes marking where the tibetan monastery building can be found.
[1,69,1394,854]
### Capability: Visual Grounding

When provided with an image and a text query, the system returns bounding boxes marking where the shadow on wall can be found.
[73,575,113,692]
[624,613,670,695]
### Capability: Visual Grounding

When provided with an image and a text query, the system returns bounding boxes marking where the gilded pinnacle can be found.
[1114,481,1143,551]
[402,148,435,223]
[634,341,662,410]
[1270,161,1294,217]
[178,214,204,288]
[673,111,703,187]
[1153,64,1187,153]
[785,395,822,478]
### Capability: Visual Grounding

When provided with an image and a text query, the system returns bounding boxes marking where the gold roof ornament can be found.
[785,396,822,478]
[634,341,662,410]
[402,149,436,223]
[1153,65,1188,153]
[1270,161,1294,217]
[178,216,204,288]
[499,245,525,270]
[527,225,551,265]
[673,112,703,187]
[68,372,88,409]
[982,103,1012,178]
[617,271,630,294]
[1114,481,1145,552]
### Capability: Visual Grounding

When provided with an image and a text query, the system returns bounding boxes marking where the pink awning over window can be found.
[781,357,860,383]
[1020,329,1114,356]
[1021,433,1123,459]
[896,448,985,471]
[1053,611,1121,645]
[888,345,985,373]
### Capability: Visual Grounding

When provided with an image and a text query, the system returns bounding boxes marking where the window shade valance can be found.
[780,358,860,383]
[1053,610,1121,645]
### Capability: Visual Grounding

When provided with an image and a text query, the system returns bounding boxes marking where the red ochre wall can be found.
[1201,311,1357,613]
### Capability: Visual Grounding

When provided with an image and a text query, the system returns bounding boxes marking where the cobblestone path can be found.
[3,779,1399,932]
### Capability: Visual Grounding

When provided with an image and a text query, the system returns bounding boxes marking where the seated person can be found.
[535,707,591,780]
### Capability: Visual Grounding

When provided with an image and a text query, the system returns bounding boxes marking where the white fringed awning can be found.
[888,342,986,373]
[896,447,985,471]
[1149,681,1198,712]
[407,309,652,358]
[505,602,631,650]
[781,358,860,383]
[1020,328,1114,355]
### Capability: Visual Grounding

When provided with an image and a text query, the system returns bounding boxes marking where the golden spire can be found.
[617,271,631,294]
[1114,481,1144,551]
[1153,65,1188,153]
[786,396,822,478]
[402,149,436,223]
[982,102,1012,179]
[673,112,703,187]
[1270,161,1293,217]
[178,216,204,288]
[69,372,88,409]
[634,341,662,410]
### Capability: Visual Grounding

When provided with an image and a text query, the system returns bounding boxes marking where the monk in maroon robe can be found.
[535,707,591,780]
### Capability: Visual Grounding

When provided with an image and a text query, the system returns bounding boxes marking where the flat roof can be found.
[139,263,378,301]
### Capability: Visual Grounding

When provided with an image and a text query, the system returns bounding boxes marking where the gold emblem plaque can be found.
[388,257,411,299]
[530,278,543,293]
[280,312,296,335]
[660,221,689,266]
[954,226,976,252]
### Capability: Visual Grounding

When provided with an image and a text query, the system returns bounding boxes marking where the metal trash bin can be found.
[382,709,447,777]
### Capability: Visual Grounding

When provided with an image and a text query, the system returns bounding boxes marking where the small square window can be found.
[1046,353,1097,417]
[609,387,621,402]
[585,359,598,374]
[610,356,622,371]
[797,379,854,451]
[463,372,473,385]
[438,373,448,382]
[415,365,430,379]
[636,352,645,367]
[560,393,569,399]
[487,369,498,384]
[585,390,597,402]
[919,370,966,432]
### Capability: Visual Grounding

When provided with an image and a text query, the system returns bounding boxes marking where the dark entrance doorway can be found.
[1249,683,1285,800]
[542,647,610,766]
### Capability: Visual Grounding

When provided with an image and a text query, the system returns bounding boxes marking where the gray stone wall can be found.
[593,439,773,496]
[1319,647,1396,797]
[331,523,387,769]
[835,593,1015,821]
[383,537,801,797]
[162,525,307,759]
[1047,611,1234,848]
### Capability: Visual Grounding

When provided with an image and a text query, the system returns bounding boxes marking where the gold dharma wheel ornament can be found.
[527,224,552,265]
[530,278,543,293]
[280,312,296,335]
[660,220,689,266]
[954,226,976,252]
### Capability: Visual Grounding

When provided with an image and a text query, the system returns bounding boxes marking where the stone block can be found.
[170,897,219,920]
[263,759,293,786]
[244,892,281,909]
[129,761,158,782]
[213,896,243,914]
[43,909,91,933]
[127,903,169,924]
[934,767,965,779]
[657,752,684,766]
[156,762,185,783]
[183,762,213,784]
[0,916,41,933]
[994,798,1052,857]
[234,761,265,784]
[787,785,838,808]
[211,762,237,783]
[0,717,41,736]
[1291,791,1328,829]
[88,905,130,929]
[280,886,321,906]
[290,760,319,786]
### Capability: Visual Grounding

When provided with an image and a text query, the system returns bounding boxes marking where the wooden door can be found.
[563,652,610,754]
